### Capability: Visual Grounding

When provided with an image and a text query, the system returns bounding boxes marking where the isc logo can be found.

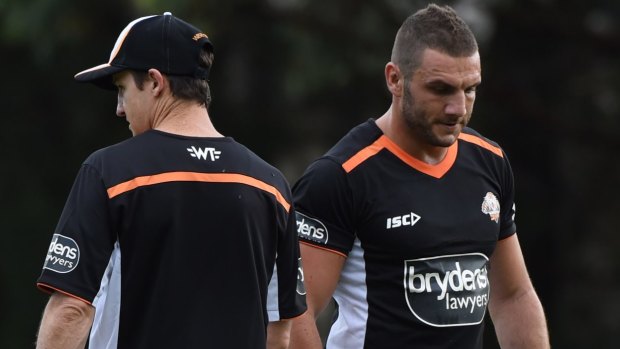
[386,212,421,229]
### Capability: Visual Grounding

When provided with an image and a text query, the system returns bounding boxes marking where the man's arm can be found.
[290,243,346,349]
[488,234,550,348]
[267,319,292,349]
[36,292,95,349]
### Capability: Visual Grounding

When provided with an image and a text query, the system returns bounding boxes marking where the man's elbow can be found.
[48,293,94,325]
[57,302,93,325]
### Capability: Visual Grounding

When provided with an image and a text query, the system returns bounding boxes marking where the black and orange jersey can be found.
[37,130,306,349]
[293,119,516,349]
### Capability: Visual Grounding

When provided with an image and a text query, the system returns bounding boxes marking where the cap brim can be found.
[74,63,126,90]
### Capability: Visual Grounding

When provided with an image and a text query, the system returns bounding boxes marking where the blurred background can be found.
[1,0,619,347]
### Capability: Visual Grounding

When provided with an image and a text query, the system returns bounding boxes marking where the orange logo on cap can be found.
[192,33,208,41]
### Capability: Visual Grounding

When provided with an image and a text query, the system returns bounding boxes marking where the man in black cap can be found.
[35,12,306,349]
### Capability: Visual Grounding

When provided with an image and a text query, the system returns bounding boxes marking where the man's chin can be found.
[431,127,461,147]
[432,137,458,148]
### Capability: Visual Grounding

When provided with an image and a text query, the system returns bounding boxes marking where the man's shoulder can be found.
[233,141,292,189]
[83,132,293,196]
[459,127,506,159]
[460,127,501,146]
[292,119,381,191]
[82,136,136,166]
[323,119,383,164]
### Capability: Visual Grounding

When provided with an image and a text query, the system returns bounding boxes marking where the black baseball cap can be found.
[75,12,213,90]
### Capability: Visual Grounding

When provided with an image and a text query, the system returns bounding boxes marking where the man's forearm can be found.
[267,319,292,349]
[289,311,323,349]
[36,293,94,349]
[491,289,549,349]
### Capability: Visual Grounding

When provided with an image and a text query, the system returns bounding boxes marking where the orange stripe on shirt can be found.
[342,138,386,173]
[300,241,348,258]
[458,133,504,158]
[106,172,291,212]
[342,135,458,178]
[379,135,457,178]
[36,283,93,305]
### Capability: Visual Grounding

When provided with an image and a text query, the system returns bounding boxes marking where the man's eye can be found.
[431,85,452,94]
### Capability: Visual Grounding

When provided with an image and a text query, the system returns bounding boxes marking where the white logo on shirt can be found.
[386,212,421,229]
[187,146,221,161]
[404,253,490,327]
[295,212,328,244]
[296,257,306,296]
[481,192,500,223]
[43,234,80,273]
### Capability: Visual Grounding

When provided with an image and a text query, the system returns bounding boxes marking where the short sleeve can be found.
[292,158,356,256]
[499,151,517,239]
[36,164,117,303]
[267,189,307,321]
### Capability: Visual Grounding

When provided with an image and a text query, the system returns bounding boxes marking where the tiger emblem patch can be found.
[481,192,500,223]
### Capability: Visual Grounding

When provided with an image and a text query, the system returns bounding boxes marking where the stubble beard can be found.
[401,87,468,148]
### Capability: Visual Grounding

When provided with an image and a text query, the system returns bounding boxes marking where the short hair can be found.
[131,47,214,108]
[391,4,478,78]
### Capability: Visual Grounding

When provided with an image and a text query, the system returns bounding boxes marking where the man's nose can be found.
[444,92,467,117]
[116,99,125,117]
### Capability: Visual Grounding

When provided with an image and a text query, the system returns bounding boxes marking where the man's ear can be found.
[385,62,404,98]
[147,69,166,96]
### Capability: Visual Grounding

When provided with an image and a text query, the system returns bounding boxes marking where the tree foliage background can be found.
[1,0,619,347]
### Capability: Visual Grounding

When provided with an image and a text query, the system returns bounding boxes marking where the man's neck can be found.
[153,100,223,138]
